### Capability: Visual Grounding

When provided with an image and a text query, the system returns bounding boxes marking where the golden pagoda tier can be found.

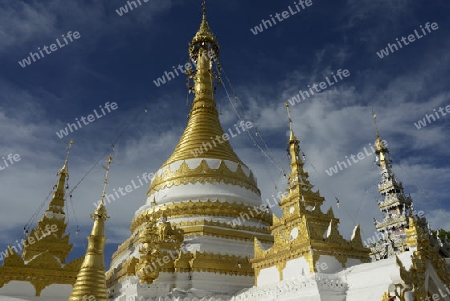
[105,5,272,300]
[250,104,370,287]
[0,141,84,298]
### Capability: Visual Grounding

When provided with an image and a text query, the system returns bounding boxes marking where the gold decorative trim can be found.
[176,219,271,237]
[178,222,273,243]
[148,160,260,196]
[131,199,271,232]
[0,250,83,296]
[188,251,253,276]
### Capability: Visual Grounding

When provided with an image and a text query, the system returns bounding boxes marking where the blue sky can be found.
[0,0,449,267]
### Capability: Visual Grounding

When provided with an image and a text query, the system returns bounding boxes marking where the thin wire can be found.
[306,159,360,230]
[220,67,285,171]
[68,50,190,195]
[24,187,54,231]
[220,81,285,175]
[68,101,152,196]
[353,162,378,235]
[215,65,287,176]
[203,52,278,278]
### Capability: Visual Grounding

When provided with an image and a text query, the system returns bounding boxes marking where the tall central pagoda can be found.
[106,5,272,300]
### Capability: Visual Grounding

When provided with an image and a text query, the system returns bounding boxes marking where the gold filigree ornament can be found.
[148,159,259,197]
[135,215,185,284]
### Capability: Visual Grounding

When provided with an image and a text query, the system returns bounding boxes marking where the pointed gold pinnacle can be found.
[371,109,380,139]
[285,102,293,133]
[100,155,113,206]
[65,139,74,165]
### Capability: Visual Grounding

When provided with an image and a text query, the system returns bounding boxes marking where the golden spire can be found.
[372,109,380,139]
[154,4,247,167]
[284,103,314,202]
[50,139,73,210]
[372,110,389,166]
[252,105,370,279]
[189,1,219,63]
[285,102,297,142]
[68,155,112,301]
[22,140,74,263]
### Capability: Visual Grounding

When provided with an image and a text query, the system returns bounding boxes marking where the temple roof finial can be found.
[50,140,73,208]
[371,110,389,157]
[285,102,297,141]
[59,139,73,175]
[97,155,113,213]
[189,1,219,63]
[65,139,73,164]
[372,109,380,139]
[202,0,207,17]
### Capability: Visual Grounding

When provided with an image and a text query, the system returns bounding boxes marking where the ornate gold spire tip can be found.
[189,0,219,62]
[372,109,380,139]
[202,0,207,16]
[285,102,293,131]
[285,102,297,141]
[94,155,113,219]
[371,109,389,157]
[100,155,113,206]
[59,139,73,174]
[65,139,73,164]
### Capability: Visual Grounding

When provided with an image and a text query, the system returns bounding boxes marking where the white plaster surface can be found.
[0,281,72,301]
[282,257,311,280]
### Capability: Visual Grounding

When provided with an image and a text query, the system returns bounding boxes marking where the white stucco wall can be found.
[0,280,72,301]
[257,266,279,286]
[317,255,344,274]
[282,257,311,280]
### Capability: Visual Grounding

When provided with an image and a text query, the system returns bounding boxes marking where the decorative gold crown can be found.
[148,159,260,197]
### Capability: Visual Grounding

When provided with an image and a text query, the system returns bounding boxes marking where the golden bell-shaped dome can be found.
[147,12,259,199]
